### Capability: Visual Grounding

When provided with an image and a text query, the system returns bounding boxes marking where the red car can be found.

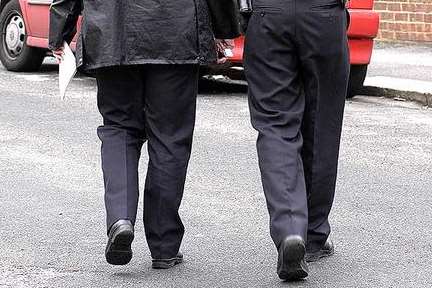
[0,0,379,97]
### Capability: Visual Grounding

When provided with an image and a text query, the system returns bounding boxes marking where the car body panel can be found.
[19,0,80,49]
[348,9,379,39]
[20,0,50,37]
[347,0,374,10]
[230,8,379,65]
[349,38,374,64]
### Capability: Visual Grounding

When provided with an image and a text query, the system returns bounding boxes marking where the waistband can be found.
[252,0,345,10]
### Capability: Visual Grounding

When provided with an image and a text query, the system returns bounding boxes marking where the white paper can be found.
[59,42,77,100]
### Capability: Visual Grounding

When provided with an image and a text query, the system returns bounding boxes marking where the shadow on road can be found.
[1,59,248,96]
[39,63,59,73]
[198,77,247,95]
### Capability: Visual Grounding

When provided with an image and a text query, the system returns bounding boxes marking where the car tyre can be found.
[347,64,368,99]
[0,0,45,72]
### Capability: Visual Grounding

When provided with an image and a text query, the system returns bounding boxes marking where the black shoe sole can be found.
[152,257,183,269]
[278,237,309,281]
[105,229,134,265]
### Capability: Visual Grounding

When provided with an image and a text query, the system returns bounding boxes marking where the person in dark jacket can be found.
[243,0,350,281]
[49,0,240,268]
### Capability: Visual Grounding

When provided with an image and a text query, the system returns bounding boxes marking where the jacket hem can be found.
[79,58,217,71]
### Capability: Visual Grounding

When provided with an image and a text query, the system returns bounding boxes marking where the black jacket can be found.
[49,0,240,71]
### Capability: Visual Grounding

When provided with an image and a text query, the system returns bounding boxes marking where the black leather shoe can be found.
[105,219,134,265]
[305,239,334,262]
[277,235,309,281]
[152,252,184,269]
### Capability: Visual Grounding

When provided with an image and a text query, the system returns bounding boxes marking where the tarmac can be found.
[1,41,432,288]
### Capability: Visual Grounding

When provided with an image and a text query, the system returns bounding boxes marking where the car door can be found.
[20,0,51,47]
[21,0,81,50]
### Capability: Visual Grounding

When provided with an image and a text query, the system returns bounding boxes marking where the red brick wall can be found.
[374,0,432,42]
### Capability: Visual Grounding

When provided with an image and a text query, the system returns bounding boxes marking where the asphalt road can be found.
[1,61,432,288]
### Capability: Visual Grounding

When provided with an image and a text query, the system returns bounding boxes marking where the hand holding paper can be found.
[59,42,77,100]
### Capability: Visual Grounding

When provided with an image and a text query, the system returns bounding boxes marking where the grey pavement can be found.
[1,62,432,288]
[365,42,432,96]
[368,42,432,83]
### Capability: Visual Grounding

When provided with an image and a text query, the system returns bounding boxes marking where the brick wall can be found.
[374,0,432,42]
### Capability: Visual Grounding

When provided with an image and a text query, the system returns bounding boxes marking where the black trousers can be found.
[95,64,199,259]
[244,0,350,252]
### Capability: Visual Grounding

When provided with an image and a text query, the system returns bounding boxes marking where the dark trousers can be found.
[95,64,199,259]
[244,0,350,252]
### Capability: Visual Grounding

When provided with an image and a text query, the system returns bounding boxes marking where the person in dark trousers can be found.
[49,0,240,268]
[243,0,350,281]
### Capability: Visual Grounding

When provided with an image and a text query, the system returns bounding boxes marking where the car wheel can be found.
[0,0,45,72]
[347,64,368,99]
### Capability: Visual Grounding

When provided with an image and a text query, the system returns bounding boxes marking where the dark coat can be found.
[49,0,240,71]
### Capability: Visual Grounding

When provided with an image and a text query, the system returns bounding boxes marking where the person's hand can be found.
[52,47,65,64]
[215,39,235,64]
